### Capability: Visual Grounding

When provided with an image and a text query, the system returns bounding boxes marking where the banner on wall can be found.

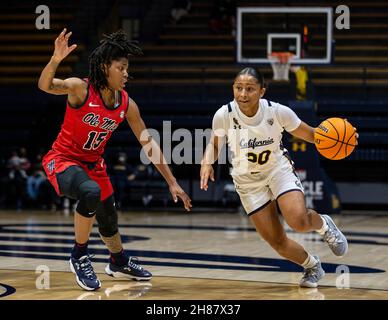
[295,168,341,214]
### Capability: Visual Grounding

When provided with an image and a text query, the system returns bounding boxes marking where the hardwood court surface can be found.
[1,210,388,300]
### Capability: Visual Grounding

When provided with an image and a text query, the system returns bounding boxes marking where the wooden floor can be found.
[1,210,388,300]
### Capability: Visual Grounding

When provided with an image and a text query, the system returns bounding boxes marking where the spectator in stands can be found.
[26,152,60,211]
[200,67,358,288]
[209,0,236,36]
[7,150,21,170]
[291,66,309,100]
[130,163,165,206]
[18,147,31,172]
[8,148,30,171]
[26,169,46,203]
[38,29,191,291]
[170,0,192,24]
[7,150,28,211]
[109,152,136,210]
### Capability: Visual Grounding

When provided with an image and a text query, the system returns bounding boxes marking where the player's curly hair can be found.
[88,30,143,91]
[235,67,266,88]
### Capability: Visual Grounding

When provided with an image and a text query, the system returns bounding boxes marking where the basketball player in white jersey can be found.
[200,68,357,287]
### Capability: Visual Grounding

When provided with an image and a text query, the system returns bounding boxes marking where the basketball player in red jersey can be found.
[38,29,192,291]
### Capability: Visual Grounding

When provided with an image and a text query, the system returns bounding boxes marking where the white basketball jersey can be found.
[222,99,294,184]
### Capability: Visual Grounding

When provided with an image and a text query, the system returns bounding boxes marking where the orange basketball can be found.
[314,117,357,160]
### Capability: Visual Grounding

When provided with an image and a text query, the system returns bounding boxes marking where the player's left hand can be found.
[355,130,359,145]
[169,182,192,212]
[53,28,77,62]
[345,118,359,145]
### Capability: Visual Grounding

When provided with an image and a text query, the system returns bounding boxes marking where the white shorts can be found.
[234,161,304,216]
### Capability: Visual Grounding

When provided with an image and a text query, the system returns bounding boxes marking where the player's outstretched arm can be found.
[126,99,192,211]
[200,133,221,191]
[289,121,316,143]
[38,28,84,96]
[290,120,359,145]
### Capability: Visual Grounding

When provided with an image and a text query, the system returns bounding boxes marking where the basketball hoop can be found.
[268,52,294,81]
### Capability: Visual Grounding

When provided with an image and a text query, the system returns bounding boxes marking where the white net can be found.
[268,52,293,81]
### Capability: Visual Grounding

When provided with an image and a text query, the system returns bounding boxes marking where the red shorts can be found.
[42,150,113,201]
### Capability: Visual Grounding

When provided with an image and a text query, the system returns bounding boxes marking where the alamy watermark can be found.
[137,122,277,177]
[335,264,350,289]
[335,5,350,30]
[138,122,257,167]
[35,265,50,289]
[35,5,50,30]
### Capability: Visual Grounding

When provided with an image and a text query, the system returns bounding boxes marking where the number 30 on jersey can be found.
[246,150,271,165]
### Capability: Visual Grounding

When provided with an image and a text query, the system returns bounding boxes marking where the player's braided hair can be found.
[235,68,265,88]
[88,30,143,91]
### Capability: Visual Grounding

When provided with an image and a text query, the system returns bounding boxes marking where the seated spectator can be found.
[132,164,156,206]
[170,0,192,24]
[18,147,31,172]
[26,170,46,203]
[7,150,28,210]
[25,152,58,210]
[110,152,136,210]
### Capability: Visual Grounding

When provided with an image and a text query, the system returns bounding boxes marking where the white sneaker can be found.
[322,215,348,257]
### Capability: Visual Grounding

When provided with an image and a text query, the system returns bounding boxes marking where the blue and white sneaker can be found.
[322,215,348,257]
[69,255,101,291]
[299,256,325,288]
[105,257,152,281]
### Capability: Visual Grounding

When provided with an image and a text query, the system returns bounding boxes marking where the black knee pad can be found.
[95,194,118,237]
[57,166,90,200]
[76,180,101,217]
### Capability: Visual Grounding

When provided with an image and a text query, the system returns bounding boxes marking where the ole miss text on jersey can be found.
[51,79,129,163]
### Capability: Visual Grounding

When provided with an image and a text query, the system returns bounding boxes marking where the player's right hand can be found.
[169,182,192,212]
[200,164,214,191]
[52,28,77,63]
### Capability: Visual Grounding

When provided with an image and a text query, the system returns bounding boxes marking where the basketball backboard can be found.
[236,7,333,64]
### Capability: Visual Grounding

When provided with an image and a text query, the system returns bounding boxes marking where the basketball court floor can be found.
[1,210,388,300]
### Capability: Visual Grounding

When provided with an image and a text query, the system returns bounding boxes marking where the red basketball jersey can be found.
[51,79,129,162]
